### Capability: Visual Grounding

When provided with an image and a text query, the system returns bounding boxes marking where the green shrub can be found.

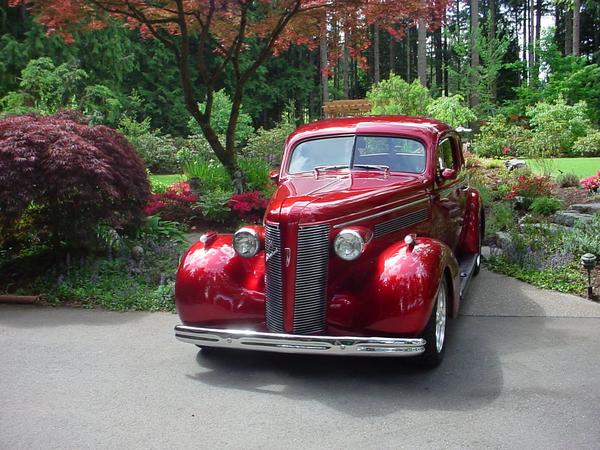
[526,97,592,157]
[242,118,295,165]
[481,158,505,169]
[472,115,533,158]
[137,215,186,243]
[197,189,233,223]
[425,95,476,127]
[367,74,430,116]
[188,89,255,146]
[556,173,580,188]
[487,202,514,236]
[131,132,180,174]
[239,158,271,192]
[572,131,600,157]
[529,197,562,216]
[182,160,230,192]
[562,214,600,256]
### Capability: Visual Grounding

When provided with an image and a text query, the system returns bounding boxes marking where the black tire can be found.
[418,277,448,369]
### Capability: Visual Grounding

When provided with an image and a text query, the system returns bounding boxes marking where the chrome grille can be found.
[265,224,284,333]
[293,224,330,334]
[373,208,428,238]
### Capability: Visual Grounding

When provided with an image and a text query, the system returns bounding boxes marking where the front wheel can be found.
[418,278,448,368]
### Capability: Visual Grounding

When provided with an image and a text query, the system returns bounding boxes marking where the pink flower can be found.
[502,147,510,155]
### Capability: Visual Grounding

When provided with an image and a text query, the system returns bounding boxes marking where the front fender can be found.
[175,233,265,327]
[360,238,459,336]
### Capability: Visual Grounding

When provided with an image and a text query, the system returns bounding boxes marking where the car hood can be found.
[265,172,430,226]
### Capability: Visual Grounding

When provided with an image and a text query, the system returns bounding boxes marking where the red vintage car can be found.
[175,116,483,366]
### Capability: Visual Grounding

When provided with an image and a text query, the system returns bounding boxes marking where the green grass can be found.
[526,158,600,178]
[149,173,184,190]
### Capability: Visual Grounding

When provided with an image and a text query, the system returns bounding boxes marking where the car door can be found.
[431,135,467,251]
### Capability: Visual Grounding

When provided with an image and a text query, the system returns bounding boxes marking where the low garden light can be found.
[580,253,597,299]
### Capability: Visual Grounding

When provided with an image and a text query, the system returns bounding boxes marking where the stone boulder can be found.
[569,203,600,215]
[551,211,594,227]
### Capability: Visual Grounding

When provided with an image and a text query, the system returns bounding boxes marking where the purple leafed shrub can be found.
[0,113,150,250]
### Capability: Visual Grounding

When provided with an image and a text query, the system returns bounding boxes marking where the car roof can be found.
[286,115,453,148]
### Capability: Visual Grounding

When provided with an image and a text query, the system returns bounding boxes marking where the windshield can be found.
[288,135,426,174]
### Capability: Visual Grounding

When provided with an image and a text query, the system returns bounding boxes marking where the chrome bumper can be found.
[174,325,426,357]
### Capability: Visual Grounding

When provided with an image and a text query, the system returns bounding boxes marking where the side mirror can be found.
[441,168,457,180]
[269,170,280,184]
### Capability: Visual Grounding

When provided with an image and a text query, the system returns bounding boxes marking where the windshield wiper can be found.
[352,164,390,172]
[313,165,350,173]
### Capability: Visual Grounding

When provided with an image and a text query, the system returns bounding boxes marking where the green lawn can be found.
[526,158,600,178]
[149,174,184,189]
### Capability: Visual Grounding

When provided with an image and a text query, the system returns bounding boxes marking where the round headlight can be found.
[334,229,365,261]
[233,228,260,258]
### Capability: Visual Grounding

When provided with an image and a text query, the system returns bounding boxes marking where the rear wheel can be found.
[418,278,448,368]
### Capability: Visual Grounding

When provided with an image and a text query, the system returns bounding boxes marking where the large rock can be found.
[504,158,527,171]
[551,211,595,227]
[494,231,512,249]
[569,203,600,215]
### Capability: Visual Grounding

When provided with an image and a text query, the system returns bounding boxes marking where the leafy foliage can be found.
[505,174,553,200]
[242,116,295,165]
[526,97,592,157]
[528,197,562,216]
[188,89,255,147]
[472,115,533,158]
[367,74,430,116]
[0,113,149,251]
[556,173,580,188]
[198,189,233,224]
[425,95,476,127]
[572,131,600,157]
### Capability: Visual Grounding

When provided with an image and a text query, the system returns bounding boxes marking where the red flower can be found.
[228,191,268,223]
[502,146,510,155]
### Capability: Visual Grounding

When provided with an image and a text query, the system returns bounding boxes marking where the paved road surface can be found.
[2,269,600,449]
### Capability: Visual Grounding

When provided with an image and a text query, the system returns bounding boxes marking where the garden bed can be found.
[468,157,600,301]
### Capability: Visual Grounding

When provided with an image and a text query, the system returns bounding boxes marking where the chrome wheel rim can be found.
[435,286,447,353]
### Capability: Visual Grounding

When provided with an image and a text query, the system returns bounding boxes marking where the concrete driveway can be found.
[1,269,600,449]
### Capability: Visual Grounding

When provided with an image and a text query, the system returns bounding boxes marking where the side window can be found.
[437,139,455,171]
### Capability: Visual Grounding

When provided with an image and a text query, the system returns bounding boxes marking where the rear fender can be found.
[360,237,460,336]
[458,188,482,255]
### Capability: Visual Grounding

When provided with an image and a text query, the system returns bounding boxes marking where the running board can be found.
[458,253,478,300]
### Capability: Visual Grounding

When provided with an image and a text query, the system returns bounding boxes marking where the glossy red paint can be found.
[175,116,481,340]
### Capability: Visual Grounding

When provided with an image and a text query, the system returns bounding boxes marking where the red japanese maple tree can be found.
[13,0,447,181]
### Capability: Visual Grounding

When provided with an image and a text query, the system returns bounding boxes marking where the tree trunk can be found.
[573,0,581,56]
[489,0,498,102]
[406,27,411,82]
[522,0,528,67]
[320,28,329,106]
[417,18,427,87]
[565,9,573,55]
[528,0,534,85]
[389,36,395,76]
[343,41,349,98]
[373,25,380,83]
[434,28,443,95]
[470,0,479,108]
[443,24,449,96]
